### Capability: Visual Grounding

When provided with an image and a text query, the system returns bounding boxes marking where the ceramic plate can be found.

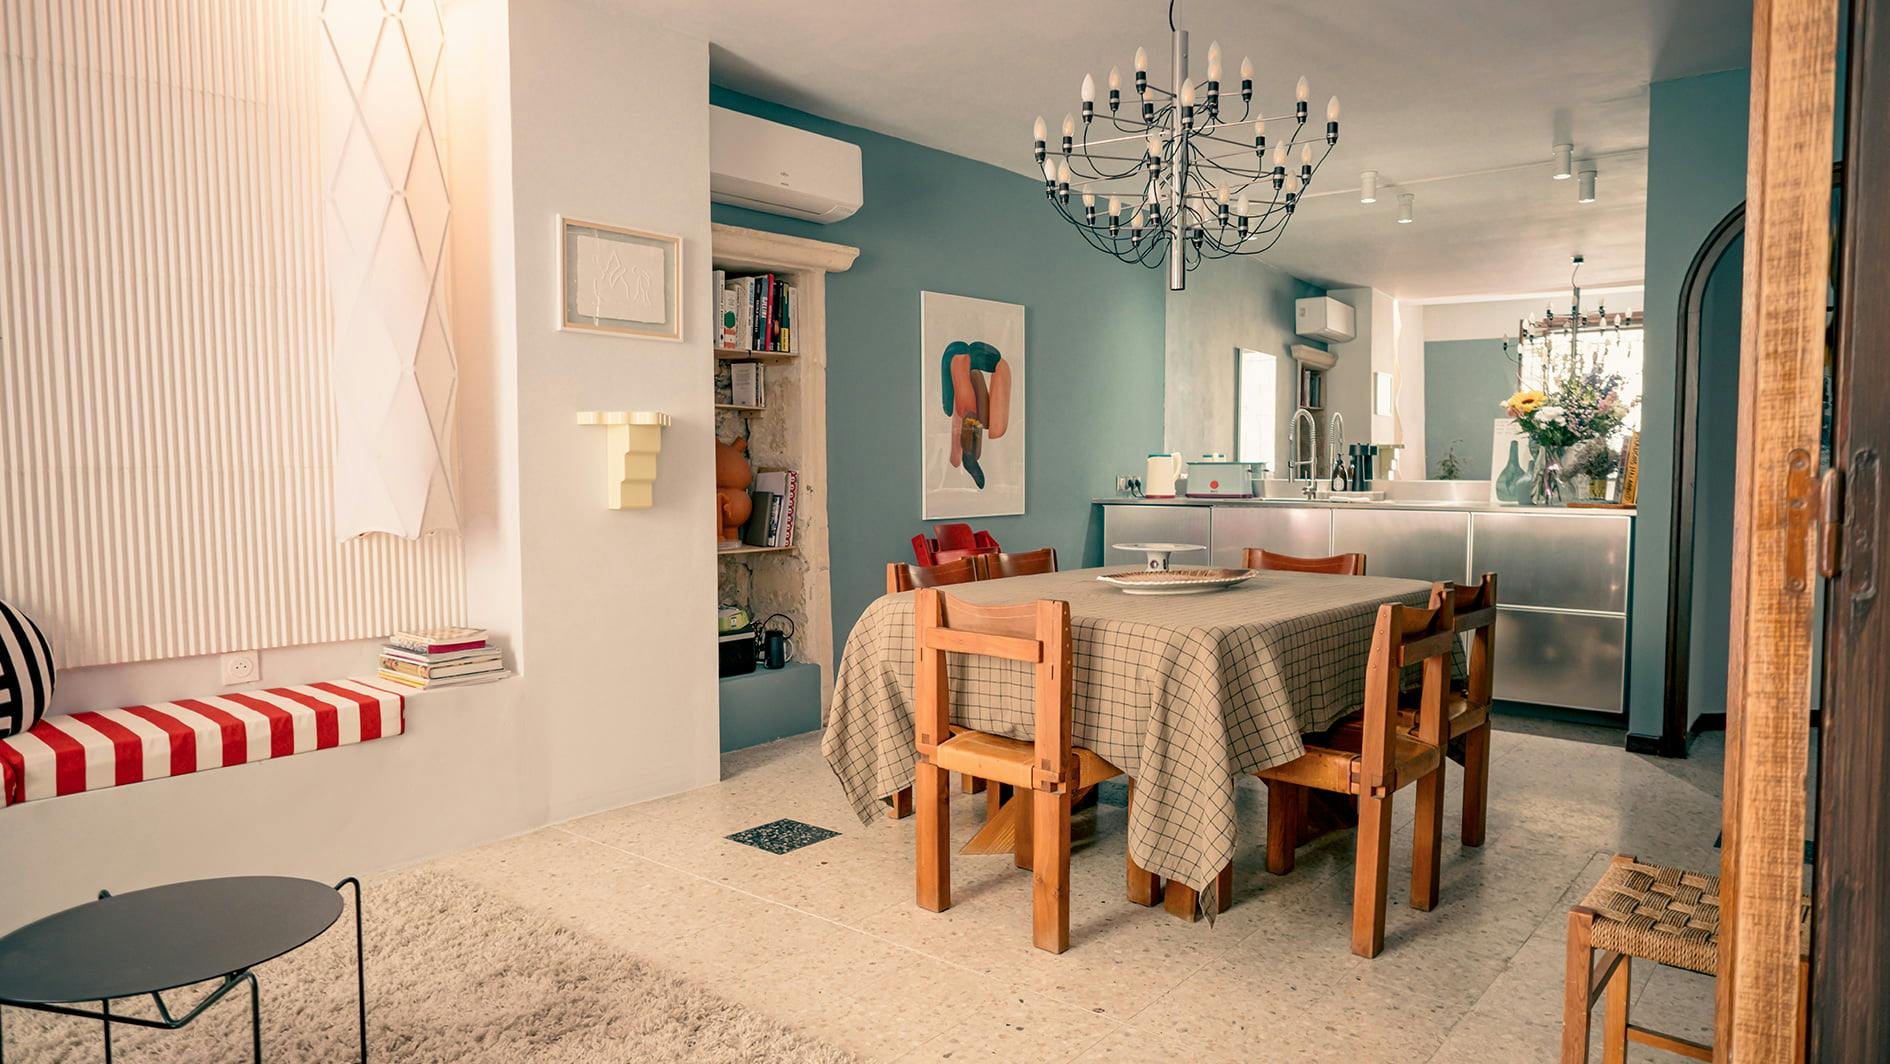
[1096,567,1257,595]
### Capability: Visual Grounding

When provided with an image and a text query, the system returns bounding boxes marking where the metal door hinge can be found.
[1819,466,1844,579]
[1785,449,1816,594]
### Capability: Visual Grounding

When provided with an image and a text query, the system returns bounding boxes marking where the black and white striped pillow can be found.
[0,598,55,738]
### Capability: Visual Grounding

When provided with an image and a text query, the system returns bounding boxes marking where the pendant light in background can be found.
[1577,167,1598,203]
[1397,192,1415,224]
[1360,169,1378,204]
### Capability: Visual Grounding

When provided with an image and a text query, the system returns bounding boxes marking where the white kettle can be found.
[1144,453,1183,498]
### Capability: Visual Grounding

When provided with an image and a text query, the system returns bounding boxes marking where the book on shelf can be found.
[721,273,795,354]
[376,667,507,690]
[728,362,765,408]
[387,625,487,655]
[751,469,798,546]
[380,654,503,681]
[740,490,776,547]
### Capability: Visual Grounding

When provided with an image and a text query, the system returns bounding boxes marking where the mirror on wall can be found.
[1235,348,1278,470]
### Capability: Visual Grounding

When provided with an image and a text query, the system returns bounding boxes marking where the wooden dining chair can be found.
[1398,573,1498,847]
[984,547,1058,579]
[1242,547,1369,575]
[910,587,1129,953]
[1253,582,1455,957]
[886,555,985,594]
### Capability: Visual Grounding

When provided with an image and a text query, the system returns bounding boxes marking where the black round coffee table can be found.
[0,876,366,1062]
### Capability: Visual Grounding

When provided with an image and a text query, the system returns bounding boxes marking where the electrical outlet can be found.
[220,650,259,686]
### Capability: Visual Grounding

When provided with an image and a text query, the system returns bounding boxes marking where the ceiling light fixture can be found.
[1552,143,1574,180]
[1577,167,1597,203]
[1360,169,1378,204]
[1031,0,1342,290]
[1397,192,1414,223]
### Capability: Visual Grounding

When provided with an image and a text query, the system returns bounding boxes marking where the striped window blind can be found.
[0,0,464,668]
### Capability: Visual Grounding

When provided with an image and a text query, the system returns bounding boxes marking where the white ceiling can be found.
[637,0,1751,300]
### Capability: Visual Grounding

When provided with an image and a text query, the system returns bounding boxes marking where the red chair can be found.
[911,523,1000,566]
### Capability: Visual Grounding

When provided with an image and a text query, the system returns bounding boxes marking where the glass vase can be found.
[1526,443,1566,507]
[1494,440,1528,505]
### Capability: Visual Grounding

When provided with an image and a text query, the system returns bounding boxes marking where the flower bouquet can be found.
[1500,364,1635,505]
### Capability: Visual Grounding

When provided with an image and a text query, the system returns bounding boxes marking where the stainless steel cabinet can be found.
[1332,507,1469,583]
[1471,512,1632,612]
[1101,504,1212,567]
[1207,506,1331,568]
[1096,499,1635,715]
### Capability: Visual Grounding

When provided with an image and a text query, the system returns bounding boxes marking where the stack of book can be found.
[740,469,799,548]
[718,272,796,353]
[378,626,506,690]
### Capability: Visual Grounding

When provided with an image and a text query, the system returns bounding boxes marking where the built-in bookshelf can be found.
[710,224,859,706]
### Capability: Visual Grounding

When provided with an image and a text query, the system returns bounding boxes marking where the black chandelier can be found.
[1032,1,1340,290]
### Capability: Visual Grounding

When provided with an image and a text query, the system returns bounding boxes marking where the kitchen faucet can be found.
[1288,408,1320,497]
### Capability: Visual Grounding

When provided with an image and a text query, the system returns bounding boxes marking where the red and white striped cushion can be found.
[0,678,404,808]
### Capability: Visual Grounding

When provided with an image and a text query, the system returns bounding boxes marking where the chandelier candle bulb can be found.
[1061,113,1075,154]
[1134,47,1148,96]
[1107,65,1122,111]
[1032,115,1046,162]
[1295,75,1310,122]
[1253,118,1266,151]
[1056,160,1071,201]
[1240,56,1254,101]
[1081,74,1095,121]
[1082,192,1096,223]
[1326,96,1341,144]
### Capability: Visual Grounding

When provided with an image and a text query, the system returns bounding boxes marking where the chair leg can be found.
[888,786,913,819]
[914,763,950,912]
[1216,862,1235,913]
[1032,787,1072,954]
[1013,786,1034,870]
[1461,723,1490,847]
[1602,955,1629,1064]
[1350,792,1394,958]
[1561,909,1596,1064]
[1411,762,1445,912]
[986,781,1007,821]
[963,774,986,794]
[1264,779,1301,876]
[1125,779,1161,906]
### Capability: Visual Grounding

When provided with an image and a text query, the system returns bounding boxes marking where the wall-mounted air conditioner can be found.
[710,106,863,224]
[1295,296,1357,343]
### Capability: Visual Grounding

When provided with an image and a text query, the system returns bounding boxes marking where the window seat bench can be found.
[0,678,404,808]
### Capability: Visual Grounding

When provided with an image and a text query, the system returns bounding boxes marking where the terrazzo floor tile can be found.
[391,726,1727,1061]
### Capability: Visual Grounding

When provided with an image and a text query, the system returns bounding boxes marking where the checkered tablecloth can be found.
[823,566,1446,898]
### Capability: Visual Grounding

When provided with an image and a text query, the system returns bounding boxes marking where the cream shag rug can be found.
[4,868,860,1063]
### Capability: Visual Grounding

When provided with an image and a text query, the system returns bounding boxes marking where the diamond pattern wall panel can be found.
[321,0,459,539]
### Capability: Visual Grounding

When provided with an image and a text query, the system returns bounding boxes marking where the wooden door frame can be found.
[1718,0,1841,1058]
[1811,0,1890,1056]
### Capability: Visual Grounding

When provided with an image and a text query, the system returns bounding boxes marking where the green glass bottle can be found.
[1494,440,1528,504]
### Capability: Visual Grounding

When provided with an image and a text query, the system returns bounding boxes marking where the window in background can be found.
[1517,327,1645,434]
[1236,349,1278,471]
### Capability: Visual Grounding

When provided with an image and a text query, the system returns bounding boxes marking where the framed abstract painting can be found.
[557,216,682,341]
[920,292,1025,519]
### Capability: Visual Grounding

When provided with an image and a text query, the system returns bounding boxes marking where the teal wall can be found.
[708,87,1166,664]
[1422,339,1513,479]
[1628,69,1751,739]
[1686,239,1745,730]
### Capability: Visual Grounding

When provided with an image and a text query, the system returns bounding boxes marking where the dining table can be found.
[823,564,1454,914]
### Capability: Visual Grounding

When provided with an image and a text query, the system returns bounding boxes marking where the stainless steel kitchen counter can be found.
[1095,497,1635,715]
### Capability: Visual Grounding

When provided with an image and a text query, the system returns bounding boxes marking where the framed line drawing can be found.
[557,216,682,341]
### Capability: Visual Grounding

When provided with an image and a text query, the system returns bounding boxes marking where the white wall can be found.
[504,0,719,820]
[1391,301,1426,478]
[5,0,719,925]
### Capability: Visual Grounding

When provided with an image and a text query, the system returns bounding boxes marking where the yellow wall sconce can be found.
[575,410,672,509]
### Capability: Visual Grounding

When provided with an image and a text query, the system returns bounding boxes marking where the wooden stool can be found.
[1562,854,1810,1062]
